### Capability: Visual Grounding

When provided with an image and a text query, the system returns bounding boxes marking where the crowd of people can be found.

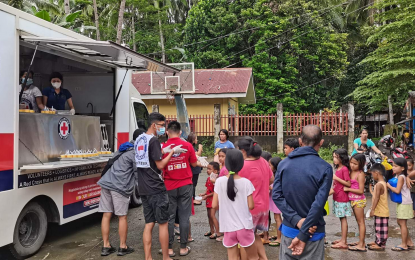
[95,112,415,259]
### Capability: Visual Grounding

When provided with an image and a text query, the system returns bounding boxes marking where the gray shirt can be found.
[98,146,136,198]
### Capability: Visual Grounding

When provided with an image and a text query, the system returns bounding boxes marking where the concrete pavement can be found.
[1,169,415,260]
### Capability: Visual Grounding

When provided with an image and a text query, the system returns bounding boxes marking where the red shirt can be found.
[333,166,351,202]
[162,137,197,191]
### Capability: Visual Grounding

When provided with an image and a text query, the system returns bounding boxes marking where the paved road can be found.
[1,168,415,260]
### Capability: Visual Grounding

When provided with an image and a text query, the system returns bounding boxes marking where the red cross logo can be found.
[61,122,68,135]
[58,117,71,139]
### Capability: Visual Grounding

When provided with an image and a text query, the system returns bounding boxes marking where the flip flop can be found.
[368,245,385,251]
[348,246,367,252]
[391,246,409,251]
[331,244,348,249]
[204,231,212,237]
[269,241,280,247]
[347,242,359,246]
[209,233,218,239]
[331,240,341,245]
[179,246,191,256]
[270,236,278,240]
[408,245,414,250]
[216,236,223,242]
[261,238,271,245]
[367,242,376,247]
[158,249,176,257]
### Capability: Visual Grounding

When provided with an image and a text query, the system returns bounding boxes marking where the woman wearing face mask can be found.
[19,70,44,112]
[42,72,75,115]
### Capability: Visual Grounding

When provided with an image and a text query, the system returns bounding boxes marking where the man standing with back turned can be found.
[135,112,187,260]
[273,125,333,259]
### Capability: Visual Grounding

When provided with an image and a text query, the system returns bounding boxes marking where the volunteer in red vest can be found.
[162,121,198,257]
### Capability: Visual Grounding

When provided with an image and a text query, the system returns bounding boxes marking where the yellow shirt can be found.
[374,181,389,217]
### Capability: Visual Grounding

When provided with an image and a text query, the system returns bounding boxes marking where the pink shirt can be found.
[239,157,273,215]
[348,171,366,201]
[333,166,350,202]
[219,166,228,177]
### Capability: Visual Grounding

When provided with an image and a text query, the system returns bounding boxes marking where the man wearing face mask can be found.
[135,112,188,260]
[42,72,75,115]
[19,70,44,112]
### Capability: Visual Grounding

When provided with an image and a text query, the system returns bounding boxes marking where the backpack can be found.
[101,148,133,177]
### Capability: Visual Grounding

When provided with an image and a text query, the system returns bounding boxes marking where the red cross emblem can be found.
[58,117,71,139]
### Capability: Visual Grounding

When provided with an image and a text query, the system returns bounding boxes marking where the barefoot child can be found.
[387,158,414,251]
[368,163,389,251]
[212,149,258,260]
[200,162,221,240]
[331,149,352,250]
[344,154,367,252]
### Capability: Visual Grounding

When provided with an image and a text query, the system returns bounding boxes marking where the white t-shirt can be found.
[19,84,42,113]
[214,176,255,232]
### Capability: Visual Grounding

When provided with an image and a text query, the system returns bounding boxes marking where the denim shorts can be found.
[141,192,169,224]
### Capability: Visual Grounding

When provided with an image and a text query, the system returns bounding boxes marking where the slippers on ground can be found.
[209,233,218,239]
[204,231,212,237]
[179,246,191,256]
[368,245,385,251]
[331,244,348,249]
[391,246,409,251]
[348,246,367,252]
[158,249,176,257]
[269,241,280,247]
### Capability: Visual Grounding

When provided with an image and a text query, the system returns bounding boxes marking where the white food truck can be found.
[0,3,180,259]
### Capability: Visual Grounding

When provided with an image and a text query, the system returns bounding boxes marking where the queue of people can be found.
[95,116,415,260]
[19,71,75,114]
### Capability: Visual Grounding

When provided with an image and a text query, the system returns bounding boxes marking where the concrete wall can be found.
[225,135,349,154]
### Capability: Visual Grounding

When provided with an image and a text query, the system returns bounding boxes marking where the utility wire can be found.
[144,0,352,56]
[255,33,415,102]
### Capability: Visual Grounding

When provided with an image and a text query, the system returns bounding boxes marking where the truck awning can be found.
[21,36,180,73]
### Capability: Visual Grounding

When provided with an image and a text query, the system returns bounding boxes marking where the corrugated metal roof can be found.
[132,68,253,95]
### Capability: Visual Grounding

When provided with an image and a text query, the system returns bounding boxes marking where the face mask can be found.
[52,82,61,89]
[21,78,33,85]
[156,127,165,136]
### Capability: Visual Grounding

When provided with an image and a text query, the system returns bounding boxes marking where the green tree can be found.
[351,0,415,113]
[185,0,348,113]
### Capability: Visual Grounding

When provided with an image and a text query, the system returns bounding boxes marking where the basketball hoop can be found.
[165,85,178,104]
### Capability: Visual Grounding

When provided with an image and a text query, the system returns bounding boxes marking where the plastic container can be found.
[388,176,402,203]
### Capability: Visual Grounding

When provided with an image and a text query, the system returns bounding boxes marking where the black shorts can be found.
[141,192,169,224]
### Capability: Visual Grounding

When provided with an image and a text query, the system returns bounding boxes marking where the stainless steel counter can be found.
[19,113,101,168]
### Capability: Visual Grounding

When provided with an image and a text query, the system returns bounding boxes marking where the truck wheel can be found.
[9,202,47,259]
[130,184,142,208]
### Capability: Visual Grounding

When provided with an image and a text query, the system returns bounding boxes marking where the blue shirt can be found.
[214,140,235,151]
[42,87,72,110]
[351,138,375,155]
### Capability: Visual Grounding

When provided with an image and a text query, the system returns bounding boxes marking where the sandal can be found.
[179,246,191,256]
[204,231,212,237]
[158,249,176,257]
[348,246,367,252]
[408,245,414,250]
[368,245,385,251]
[391,246,409,251]
[209,233,218,239]
[367,242,376,247]
[269,241,280,247]
[331,240,341,245]
[331,244,348,249]
[347,242,359,246]
[216,235,223,242]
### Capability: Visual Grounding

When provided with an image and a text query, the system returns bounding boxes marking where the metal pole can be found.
[110,68,129,116]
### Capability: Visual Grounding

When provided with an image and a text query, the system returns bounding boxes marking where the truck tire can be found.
[9,202,47,259]
[130,184,142,208]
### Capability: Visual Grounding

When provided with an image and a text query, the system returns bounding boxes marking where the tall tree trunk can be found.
[92,0,100,40]
[157,10,166,63]
[116,0,127,44]
[368,0,375,26]
[131,15,136,51]
[64,0,70,14]
[388,95,394,124]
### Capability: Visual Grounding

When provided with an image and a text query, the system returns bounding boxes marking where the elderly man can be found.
[273,125,333,259]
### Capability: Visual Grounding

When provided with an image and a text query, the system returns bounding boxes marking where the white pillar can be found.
[277,103,284,154]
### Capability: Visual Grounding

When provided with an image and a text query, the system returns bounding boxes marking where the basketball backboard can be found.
[150,62,195,94]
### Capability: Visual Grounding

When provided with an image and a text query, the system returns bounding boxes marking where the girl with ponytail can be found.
[212,149,258,259]
[237,137,274,257]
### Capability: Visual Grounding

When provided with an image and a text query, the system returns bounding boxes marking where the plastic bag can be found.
[382,158,392,170]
